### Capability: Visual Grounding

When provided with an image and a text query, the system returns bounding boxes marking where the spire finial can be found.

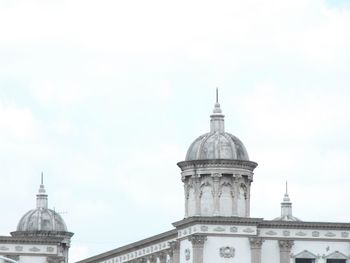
[216,87,219,103]
[210,88,224,132]
[286,181,288,195]
[37,172,48,209]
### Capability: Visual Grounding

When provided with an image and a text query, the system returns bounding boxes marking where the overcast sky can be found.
[1,0,350,262]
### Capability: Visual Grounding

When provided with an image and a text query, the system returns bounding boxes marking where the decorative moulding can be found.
[295,231,307,237]
[322,251,349,259]
[214,226,226,232]
[266,230,277,236]
[29,246,40,252]
[325,232,336,237]
[312,231,320,237]
[341,232,349,238]
[283,230,290,236]
[219,246,235,258]
[200,226,208,232]
[243,228,254,233]
[230,227,238,233]
[0,246,9,251]
[291,250,320,259]
[15,246,23,252]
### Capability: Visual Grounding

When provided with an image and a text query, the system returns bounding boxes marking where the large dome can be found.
[185,92,249,161]
[17,208,67,232]
[186,132,249,161]
[15,178,69,233]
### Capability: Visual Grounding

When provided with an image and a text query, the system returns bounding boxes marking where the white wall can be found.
[20,256,46,263]
[180,239,192,263]
[261,240,280,263]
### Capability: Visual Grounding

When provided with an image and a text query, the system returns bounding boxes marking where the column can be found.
[188,234,207,263]
[278,240,294,263]
[194,176,201,215]
[212,173,221,216]
[168,240,180,263]
[249,237,264,263]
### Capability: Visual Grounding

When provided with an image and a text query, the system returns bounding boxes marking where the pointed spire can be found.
[283,181,290,202]
[36,172,48,209]
[210,88,225,132]
[274,181,301,221]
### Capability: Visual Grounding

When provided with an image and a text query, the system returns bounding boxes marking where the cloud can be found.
[0,102,38,139]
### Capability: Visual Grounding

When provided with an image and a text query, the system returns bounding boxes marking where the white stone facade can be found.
[76,95,350,263]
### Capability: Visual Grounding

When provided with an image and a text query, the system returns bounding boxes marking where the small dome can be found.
[17,208,68,232]
[15,175,69,233]
[186,132,249,161]
[185,90,249,161]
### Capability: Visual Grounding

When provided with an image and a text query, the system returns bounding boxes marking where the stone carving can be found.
[157,252,167,263]
[15,246,23,251]
[0,246,9,251]
[230,226,238,233]
[214,226,225,232]
[295,231,307,236]
[283,230,290,237]
[188,234,207,246]
[325,232,336,237]
[278,240,294,251]
[341,232,349,238]
[249,237,264,249]
[312,231,320,237]
[168,240,180,253]
[47,246,55,252]
[200,225,208,232]
[266,230,277,236]
[29,246,40,252]
[243,227,254,233]
[185,248,191,261]
[219,246,235,258]
[148,254,157,263]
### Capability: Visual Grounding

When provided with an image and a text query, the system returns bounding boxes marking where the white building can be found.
[0,176,73,263]
[77,93,350,263]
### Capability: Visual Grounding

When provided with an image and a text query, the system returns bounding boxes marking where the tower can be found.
[177,91,258,217]
[11,175,73,263]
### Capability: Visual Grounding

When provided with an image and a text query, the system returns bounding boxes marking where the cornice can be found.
[172,216,264,228]
[76,229,177,263]
[0,235,62,244]
[260,220,350,230]
[11,230,74,238]
[177,159,258,172]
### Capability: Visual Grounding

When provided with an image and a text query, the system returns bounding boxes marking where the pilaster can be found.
[278,240,294,263]
[212,173,221,216]
[249,237,264,263]
[168,240,180,263]
[194,176,201,216]
[188,234,207,263]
